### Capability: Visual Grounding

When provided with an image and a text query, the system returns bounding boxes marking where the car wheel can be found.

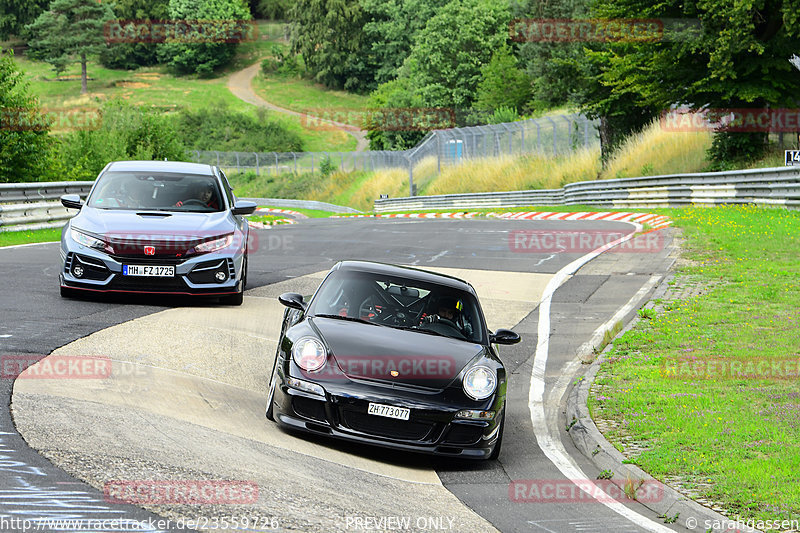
[488,413,504,460]
[221,257,246,306]
[265,370,277,421]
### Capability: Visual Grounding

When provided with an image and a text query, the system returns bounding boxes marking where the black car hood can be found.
[310,317,486,389]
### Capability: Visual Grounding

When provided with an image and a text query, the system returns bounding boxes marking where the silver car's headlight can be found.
[71,228,111,253]
[292,337,327,372]
[463,365,497,400]
[195,234,233,253]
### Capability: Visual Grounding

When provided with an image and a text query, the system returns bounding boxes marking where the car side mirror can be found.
[278,292,306,311]
[60,194,83,210]
[232,200,257,215]
[490,329,521,345]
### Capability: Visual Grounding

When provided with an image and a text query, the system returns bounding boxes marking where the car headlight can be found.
[194,234,233,253]
[71,228,113,253]
[463,365,497,400]
[292,337,327,372]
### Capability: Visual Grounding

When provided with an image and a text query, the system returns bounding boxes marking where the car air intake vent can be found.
[342,410,433,441]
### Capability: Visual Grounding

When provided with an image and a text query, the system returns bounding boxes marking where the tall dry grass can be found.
[600,119,712,179]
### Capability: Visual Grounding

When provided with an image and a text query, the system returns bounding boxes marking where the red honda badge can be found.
[144,246,156,256]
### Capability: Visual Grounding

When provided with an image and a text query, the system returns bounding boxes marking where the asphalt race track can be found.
[0,217,685,532]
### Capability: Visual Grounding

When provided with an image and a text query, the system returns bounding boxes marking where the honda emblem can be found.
[144,246,156,256]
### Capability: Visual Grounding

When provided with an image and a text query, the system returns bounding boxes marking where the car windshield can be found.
[308,269,487,344]
[87,171,224,212]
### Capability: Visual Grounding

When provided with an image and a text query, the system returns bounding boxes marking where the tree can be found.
[99,0,170,70]
[25,0,114,94]
[475,44,533,112]
[359,0,451,86]
[0,0,50,40]
[255,0,295,19]
[289,0,376,92]
[591,0,800,163]
[402,0,511,109]
[0,50,52,182]
[158,0,253,76]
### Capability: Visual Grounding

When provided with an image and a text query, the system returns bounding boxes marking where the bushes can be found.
[158,0,252,76]
[50,101,185,180]
[174,105,304,152]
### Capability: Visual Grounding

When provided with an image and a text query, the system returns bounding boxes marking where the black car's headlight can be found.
[292,337,327,372]
[463,365,497,400]
[71,228,113,254]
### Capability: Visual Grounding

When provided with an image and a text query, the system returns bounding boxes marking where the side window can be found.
[218,170,235,208]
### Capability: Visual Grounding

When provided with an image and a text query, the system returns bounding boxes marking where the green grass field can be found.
[252,74,370,128]
[589,206,800,524]
[0,228,61,247]
[12,20,357,153]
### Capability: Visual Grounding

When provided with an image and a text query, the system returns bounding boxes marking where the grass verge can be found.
[589,206,800,524]
[0,228,62,247]
[257,206,338,218]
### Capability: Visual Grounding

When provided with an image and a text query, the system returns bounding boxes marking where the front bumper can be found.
[60,247,243,296]
[271,376,502,459]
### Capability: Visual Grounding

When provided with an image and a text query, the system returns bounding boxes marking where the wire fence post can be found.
[235,152,240,173]
[436,133,442,175]
[254,153,259,176]
[407,154,414,197]
[293,152,297,174]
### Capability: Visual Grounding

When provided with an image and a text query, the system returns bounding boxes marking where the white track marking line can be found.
[529,222,675,533]
[0,241,59,250]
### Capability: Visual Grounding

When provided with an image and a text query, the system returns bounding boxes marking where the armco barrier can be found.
[0,182,94,232]
[0,184,360,232]
[374,166,800,212]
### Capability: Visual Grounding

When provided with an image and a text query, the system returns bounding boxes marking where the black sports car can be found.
[266,261,521,459]
[59,160,257,305]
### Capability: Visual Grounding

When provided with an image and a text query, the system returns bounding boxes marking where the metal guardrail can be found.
[374,167,800,211]
[0,182,94,232]
[0,182,359,232]
[3,167,798,232]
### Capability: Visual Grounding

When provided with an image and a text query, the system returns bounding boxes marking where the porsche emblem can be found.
[390,370,399,377]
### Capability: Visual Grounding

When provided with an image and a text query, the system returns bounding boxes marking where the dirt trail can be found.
[227,62,369,152]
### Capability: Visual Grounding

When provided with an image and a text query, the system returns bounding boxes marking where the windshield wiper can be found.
[391,325,452,338]
[312,314,376,326]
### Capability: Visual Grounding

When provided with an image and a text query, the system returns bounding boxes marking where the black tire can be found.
[221,256,247,306]
[488,413,504,460]
[265,371,277,421]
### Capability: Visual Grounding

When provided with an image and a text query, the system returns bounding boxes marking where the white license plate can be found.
[367,402,410,421]
[123,265,175,277]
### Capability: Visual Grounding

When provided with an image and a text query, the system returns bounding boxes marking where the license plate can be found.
[367,402,410,421]
[123,265,174,277]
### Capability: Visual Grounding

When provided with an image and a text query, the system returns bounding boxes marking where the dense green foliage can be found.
[590,0,800,163]
[158,0,252,76]
[253,0,295,19]
[288,0,374,92]
[51,101,185,180]
[0,0,50,40]
[99,0,170,70]
[25,0,114,93]
[175,105,304,152]
[0,50,51,182]
[475,44,532,113]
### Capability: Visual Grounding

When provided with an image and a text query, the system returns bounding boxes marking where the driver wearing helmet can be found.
[175,181,219,210]
[422,295,473,337]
